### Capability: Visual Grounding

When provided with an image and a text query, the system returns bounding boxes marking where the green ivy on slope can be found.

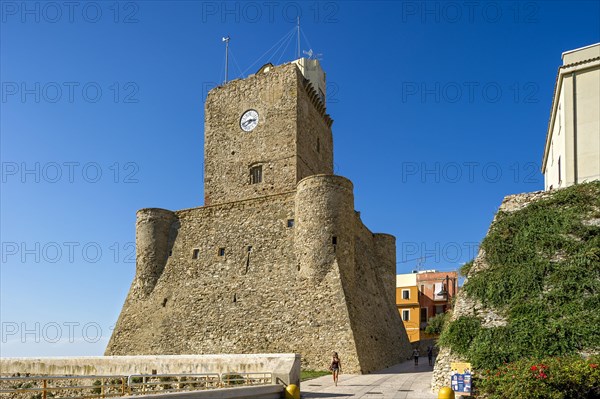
[439,182,600,370]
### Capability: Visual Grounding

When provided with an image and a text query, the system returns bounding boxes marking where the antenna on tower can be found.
[296,17,300,59]
[303,49,323,60]
[415,257,425,272]
[222,36,230,83]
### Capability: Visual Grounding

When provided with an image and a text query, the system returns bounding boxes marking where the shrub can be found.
[459,260,474,277]
[159,376,174,390]
[439,182,600,370]
[221,373,245,385]
[91,379,102,395]
[424,312,449,335]
[438,316,481,355]
[475,355,600,399]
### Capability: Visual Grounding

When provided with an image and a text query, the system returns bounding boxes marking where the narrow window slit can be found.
[250,165,262,184]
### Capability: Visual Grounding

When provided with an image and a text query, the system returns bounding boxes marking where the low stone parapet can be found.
[0,354,300,386]
[118,384,283,399]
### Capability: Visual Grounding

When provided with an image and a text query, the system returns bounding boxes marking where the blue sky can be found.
[1,1,599,356]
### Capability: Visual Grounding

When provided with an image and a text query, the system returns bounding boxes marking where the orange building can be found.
[396,274,421,342]
[396,270,459,343]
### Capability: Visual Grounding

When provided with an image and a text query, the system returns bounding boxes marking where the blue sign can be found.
[450,362,472,394]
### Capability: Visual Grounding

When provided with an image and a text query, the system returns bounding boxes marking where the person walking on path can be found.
[412,348,420,366]
[427,346,434,366]
[329,352,342,386]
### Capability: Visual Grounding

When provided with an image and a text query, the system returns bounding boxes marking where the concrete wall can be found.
[562,43,600,64]
[122,385,283,399]
[0,354,300,386]
[396,273,417,288]
[574,66,600,183]
[292,58,327,103]
[544,89,566,190]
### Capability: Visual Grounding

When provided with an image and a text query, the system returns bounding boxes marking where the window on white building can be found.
[559,103,562,134]
[558,157,562,184]
[434,282,444,300]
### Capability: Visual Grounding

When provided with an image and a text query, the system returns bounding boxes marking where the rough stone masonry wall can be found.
[107,177,411,373]
[203,64,299,205]
[107,193,344,371]
[295,72,333,182]
[133,209,178,298]
[346,219,412,372]
[431,190,552,392]
[203,63,333,206]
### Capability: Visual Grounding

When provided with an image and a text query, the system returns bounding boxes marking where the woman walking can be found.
[412,348,420,366]
[427,345,434,366]
[329,352,342,386]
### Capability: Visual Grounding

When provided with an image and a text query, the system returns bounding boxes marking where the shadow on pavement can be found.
[301,394,353,398]
[371,358,435,374]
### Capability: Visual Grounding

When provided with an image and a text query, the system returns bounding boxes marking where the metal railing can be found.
[126,373,221,394]
[0,375,128,399]
[220,373,272,387]
[0,372,273,398]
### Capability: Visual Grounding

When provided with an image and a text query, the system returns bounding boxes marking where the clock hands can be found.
[240,110,259,131]
[242,118,257,127]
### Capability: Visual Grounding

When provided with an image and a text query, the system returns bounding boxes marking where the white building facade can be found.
[542,43,600,190]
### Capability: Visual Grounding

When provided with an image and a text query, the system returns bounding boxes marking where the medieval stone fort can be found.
[106,58,412,372]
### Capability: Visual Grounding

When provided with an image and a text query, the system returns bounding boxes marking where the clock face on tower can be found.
[240,109,259,132]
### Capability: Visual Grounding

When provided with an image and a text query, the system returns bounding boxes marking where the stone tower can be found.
[204,59,333,205]
[106,59,412,373]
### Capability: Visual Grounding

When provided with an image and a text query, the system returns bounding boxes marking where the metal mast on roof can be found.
[297,17,300,59]
[222,36,230,83]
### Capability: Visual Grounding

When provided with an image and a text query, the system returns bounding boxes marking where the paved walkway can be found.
[301,359,436,399]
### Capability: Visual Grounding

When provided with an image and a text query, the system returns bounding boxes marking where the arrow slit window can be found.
[250,165,262,184]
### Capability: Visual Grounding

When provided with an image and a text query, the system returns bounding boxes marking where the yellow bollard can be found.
[438,386,455,399]
[285,384,300,399]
